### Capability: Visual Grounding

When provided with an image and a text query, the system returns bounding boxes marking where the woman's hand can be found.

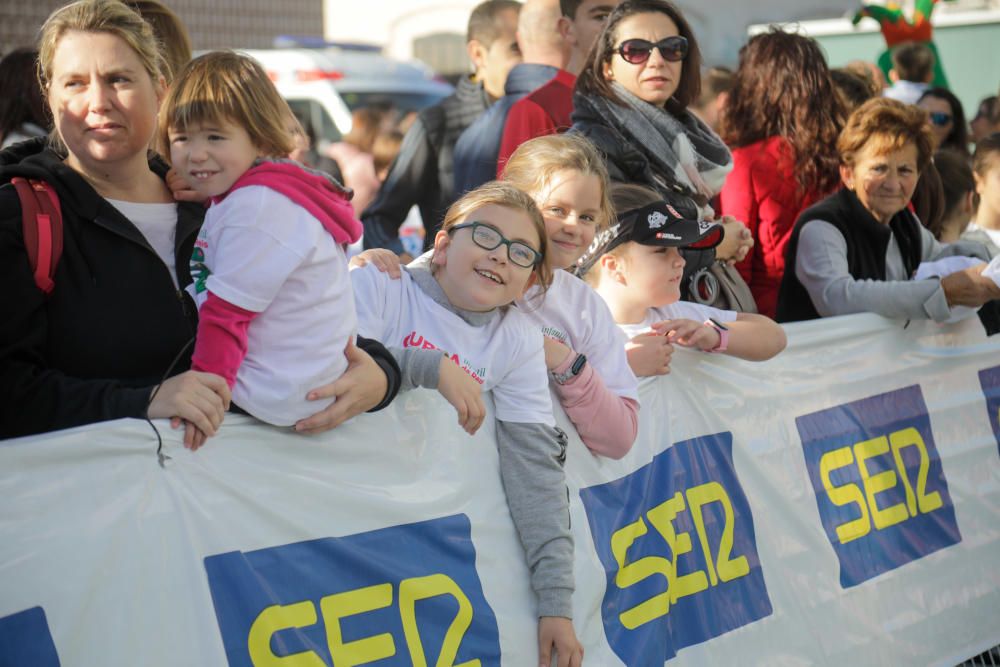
[148,371,231,449]
[652,318,721,352]
[941,264,1000,308]
[294,338,389,434]
[438,357,485,435]
[537,617,584,667]
[349,249,404,278]
[625,332,674,377]
[543,336,573,371]
[714,215,754,265]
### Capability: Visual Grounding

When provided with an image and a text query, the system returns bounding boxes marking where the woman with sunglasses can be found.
[918,87,970,156]
[569,0,752,305]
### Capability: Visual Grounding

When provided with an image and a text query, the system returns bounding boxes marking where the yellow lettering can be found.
[855,436,908,530]
[399,574,481,667]
[247,601,325,667]
[685,482,749,585]
[820,446,871,544]
[610,517,672,630]
[647,492,707,605]
[889,427,942,515]
[321,583,396,666]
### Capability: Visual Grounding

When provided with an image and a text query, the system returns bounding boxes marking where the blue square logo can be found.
[580,432,772,666]
[204,514,500,666]
[979,365,1000,457]
[796,385,961,588]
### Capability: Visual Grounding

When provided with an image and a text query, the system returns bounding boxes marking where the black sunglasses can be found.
[448,221,542,269]
[928,111,953,127]
[616,36,688,65]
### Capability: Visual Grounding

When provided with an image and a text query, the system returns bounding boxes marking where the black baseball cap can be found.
[574,199,724,275]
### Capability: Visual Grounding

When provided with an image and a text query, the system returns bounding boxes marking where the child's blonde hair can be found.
[437,181,553,293]
[159,51,294,159]
[501,133,614,230]
[580,183,661,287]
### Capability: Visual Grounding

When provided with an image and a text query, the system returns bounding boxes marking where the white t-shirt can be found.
[617,300,738,340]
[188,185,356,426]
[351,264,554,425]
[518,269,638,400]
[106,199,178,288]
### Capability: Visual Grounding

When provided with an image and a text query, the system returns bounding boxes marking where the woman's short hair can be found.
[159,51,295,158]
[38,0,165,91]
[501,133,614,231]
[438,181,553,291]
[576,0,702,112]
[838,97,935,172]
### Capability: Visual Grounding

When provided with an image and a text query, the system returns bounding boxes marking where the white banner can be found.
[2,314,999,666]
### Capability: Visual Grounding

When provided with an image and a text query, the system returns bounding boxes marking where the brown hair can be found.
[0,49,48,143]
[501,133,614,230]
[373,130,404,178]
[910,158,944,237]
[931,148,975,239]
[838,97,935,172]
[159,51,295,159]
[126,0,191,83]
[830,68,877,113]
[918,87,970,156]
[436,181,553,292]
[696,65,733,108]
[973,132,1000,177]
[576,0,702,112]
[467,0,522,46]
[343,107,383,153]
[721,28,844,196]
[891,41,934,83]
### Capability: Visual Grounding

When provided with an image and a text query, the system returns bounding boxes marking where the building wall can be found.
[1,0,324,55]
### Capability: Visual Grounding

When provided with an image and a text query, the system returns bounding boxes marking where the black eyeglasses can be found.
[448,222,542,268]
[616,36,688,65]
[928,111,953,127]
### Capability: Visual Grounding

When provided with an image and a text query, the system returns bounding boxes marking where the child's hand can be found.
[543,336,573,371]
[182,420,210,450]
[349,249,404,278]
[625,332,674,377]
[652,318,721,352]
[438,356,485,435]
[150,371,231,442]
[538,617,584,667]
[166,167,206,203]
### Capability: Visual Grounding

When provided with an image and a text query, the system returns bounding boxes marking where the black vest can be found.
[776,188,924,322]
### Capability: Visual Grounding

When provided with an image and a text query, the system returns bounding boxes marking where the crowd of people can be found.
[1,0,999,664]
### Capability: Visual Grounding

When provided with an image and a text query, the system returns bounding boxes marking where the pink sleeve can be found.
[552,354,639,459]
[191,292,259,389]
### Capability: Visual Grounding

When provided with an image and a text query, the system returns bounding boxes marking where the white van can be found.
[239,48,356,146]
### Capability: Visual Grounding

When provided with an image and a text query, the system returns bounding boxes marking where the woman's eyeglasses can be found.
[615,36,689,65]
[928,111,953,127]
[448,222,542,268]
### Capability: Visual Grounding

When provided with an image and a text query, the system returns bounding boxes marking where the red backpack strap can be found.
[11,177,63,296]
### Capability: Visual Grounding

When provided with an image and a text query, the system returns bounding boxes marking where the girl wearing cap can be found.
[578,184,786,376]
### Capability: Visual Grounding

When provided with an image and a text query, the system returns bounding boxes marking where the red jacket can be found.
[720,136,828,318]
[496,69,576,177]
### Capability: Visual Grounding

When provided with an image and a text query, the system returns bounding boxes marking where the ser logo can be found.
[580,432,771,666]
[204,515,500,667]
[979,365,1000,457]
[797,385,961,588]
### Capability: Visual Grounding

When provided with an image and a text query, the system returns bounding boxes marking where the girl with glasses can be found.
[350,182,584,666]
[918,88,970,156]
[569,0,755,309]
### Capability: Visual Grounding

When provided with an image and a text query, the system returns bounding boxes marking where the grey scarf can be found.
[580,83,732,216]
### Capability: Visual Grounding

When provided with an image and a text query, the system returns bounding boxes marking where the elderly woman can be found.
[776,97,999,323]
[569,0,753,305]
[0,0,397,440]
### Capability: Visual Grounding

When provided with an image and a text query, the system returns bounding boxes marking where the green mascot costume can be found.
[852,0,953,88]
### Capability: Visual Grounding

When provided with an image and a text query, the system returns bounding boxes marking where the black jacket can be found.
[0,139,403,438]
[0,139,202,438]
[361,77,491,253]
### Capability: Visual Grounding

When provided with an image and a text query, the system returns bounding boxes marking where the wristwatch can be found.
[704,318,729,353]
[552,353,587,385]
